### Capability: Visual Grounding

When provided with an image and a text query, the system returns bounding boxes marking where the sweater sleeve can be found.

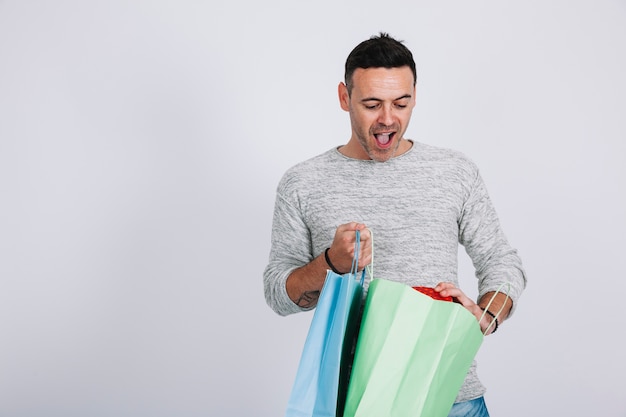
[263,180,315,316]
[458,167,527,316]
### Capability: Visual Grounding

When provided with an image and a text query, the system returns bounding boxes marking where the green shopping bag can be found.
[343,279,484,417]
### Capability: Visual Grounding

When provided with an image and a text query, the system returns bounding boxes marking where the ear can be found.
[410,85,417,107]
[338,82,350,111]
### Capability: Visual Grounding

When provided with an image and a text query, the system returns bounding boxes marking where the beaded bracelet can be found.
[324,248,344,275]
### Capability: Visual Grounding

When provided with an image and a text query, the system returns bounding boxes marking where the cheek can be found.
[351,112,369,130]
[356,112,376,129]
[398,112,412,126]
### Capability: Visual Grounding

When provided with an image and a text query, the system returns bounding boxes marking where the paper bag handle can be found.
[364,228,374,283]
[350,230,366,285]
[479,282,511,335]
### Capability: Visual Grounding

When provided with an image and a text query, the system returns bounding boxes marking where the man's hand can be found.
[286,222,372,308]
[325,222,372,273]
[434,282,505,335]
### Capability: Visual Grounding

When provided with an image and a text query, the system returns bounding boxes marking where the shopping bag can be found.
[285,231,366,417]
[343,278,484,417]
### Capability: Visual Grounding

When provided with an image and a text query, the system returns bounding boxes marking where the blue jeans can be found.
[448,396,490,417]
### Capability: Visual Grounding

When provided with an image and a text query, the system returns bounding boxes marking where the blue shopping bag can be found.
[285,231,365,417]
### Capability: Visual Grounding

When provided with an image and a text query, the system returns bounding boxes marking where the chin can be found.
[369,151,394,163]
[368,143,398,162]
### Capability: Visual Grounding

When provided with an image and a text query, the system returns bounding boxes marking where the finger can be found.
[360,232,372,249]
[360,226,372,241]
[336,223,354,234]
[436,285,471,304]
[434,282,456,292]
[346,222,367,234]
[335,223,363,243]
[340,222,361,231]
[334,224,358,245]
[359,244,372,264]
[351,223,369,244]
[440,288,476,312]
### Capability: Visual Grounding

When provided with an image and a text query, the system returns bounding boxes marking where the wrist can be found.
[480,307,499,335]
[324,247,344,275]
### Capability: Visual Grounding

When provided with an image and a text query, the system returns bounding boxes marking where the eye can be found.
[364,103,380,110]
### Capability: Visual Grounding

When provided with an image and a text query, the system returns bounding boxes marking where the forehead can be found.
[350,66,415,99]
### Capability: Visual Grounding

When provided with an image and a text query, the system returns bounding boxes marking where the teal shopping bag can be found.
[285,232,365,417]
[343,279,484,417]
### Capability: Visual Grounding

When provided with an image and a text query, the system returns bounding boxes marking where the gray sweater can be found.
[264,141,526,403]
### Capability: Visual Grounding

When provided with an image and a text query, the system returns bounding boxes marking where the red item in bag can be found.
[412,286,453,302]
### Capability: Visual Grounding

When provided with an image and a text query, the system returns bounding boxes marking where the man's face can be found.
[339,66,416,162]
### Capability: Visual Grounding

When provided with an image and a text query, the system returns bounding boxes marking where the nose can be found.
[378,105,394,126]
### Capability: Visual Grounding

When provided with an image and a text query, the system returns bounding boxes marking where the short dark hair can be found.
[344,33,417,94]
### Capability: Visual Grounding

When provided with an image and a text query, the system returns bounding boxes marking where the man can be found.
[264,33,526,416]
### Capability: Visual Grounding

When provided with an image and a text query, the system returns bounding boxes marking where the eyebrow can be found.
[361,94,412,103]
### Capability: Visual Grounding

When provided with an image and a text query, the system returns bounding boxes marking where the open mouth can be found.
[374,132,396,148]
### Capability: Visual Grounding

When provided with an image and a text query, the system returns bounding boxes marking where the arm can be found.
[458,166,527,318]
[263,183,372,315]
[433,164,526,334]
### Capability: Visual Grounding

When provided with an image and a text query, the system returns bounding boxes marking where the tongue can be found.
[376,133,391,145]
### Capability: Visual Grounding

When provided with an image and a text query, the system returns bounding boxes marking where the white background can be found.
[1,1,625,416]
